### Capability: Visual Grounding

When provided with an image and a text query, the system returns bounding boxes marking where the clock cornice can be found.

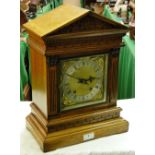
[23,4,128,38]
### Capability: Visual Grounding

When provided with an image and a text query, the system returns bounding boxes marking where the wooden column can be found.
[109,48,120,104]
[47,57,59,116]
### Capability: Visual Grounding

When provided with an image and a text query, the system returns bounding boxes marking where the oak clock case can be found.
[23,4,129,152]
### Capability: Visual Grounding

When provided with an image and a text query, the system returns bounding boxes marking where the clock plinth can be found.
[23,4,129,152]
[26,103,128,152]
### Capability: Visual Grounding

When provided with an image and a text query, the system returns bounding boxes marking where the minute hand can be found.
[65,73,102,84]
[65,73,81,80]
[65,73,90,84]
[87,76,103,82]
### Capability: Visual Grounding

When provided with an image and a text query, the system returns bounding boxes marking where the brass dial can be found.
[59,54,108,111]
[63,60,102,102]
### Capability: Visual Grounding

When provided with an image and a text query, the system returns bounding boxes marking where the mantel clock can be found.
[23,4,129,152]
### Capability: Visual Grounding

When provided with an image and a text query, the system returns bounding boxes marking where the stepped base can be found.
[26,113,129,152]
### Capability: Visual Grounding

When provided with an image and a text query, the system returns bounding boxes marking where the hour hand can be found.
[88,75,103,81]
[65,73,97,84]
[78,78,89,84]
[78,76,96,84]
[88,76,96,82]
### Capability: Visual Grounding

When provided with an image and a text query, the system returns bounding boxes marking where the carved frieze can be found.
[49,111,120,132]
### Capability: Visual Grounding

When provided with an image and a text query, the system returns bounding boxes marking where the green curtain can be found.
[103,5,122,23]
[20,0,63,100]
[118,36,135,99]
[36,0,63,16]
[80,0,84,7]
[103,5,135,99]
[20,33,30,100]
[50,0,63,8]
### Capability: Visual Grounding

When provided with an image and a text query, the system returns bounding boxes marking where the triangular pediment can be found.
[23,4,127,38]
[47,12,127,36]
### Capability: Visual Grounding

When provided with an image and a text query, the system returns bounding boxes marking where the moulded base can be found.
[26,113,129,152]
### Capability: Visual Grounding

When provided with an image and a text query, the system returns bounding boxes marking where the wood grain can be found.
[30,103,122,132]
[24,4,129,152]
[26,113,129,152]
[47,63,58,115]
[30,47,48,117]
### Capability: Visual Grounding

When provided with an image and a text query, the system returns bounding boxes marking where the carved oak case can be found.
[23,4,129,152]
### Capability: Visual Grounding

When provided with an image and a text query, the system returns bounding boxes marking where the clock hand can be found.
[65,73,80,80]
[65,73,102,84]
[85,76,101,83]
[65,73,88,84]
[78,78,89,84]
[88,76,95,82]
[78,76,102,84]
[88,75,103,82]
[65,73,89,84]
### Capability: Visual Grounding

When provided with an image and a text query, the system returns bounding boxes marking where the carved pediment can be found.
[23,4,127,38]
[47,12,126,36]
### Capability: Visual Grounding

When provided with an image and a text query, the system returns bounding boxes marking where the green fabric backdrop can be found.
[20,1,62,100]
[80,0,84,7]
[118,35,135,99]
[20,33,31,100]
[103,5,135,99]
[103,5,122,23]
